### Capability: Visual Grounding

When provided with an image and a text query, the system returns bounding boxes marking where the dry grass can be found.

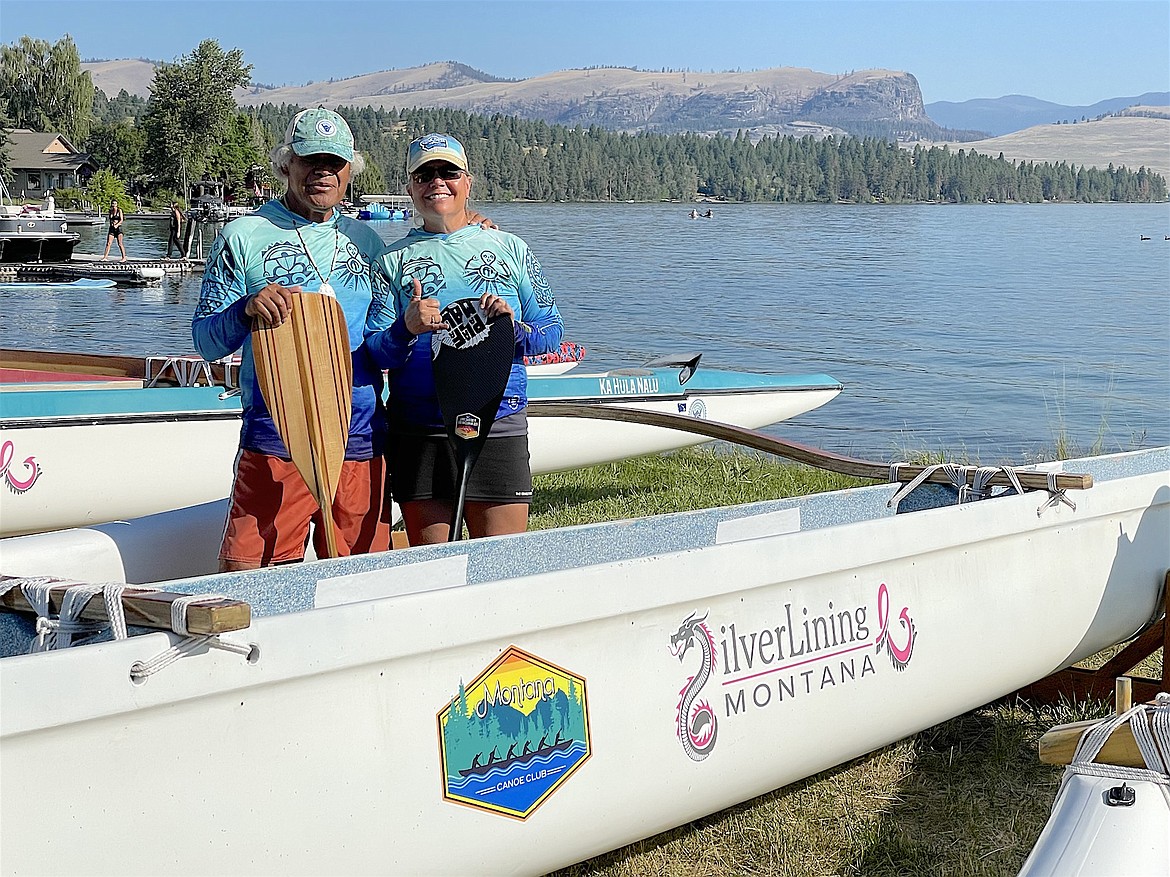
[928,115,1170,181]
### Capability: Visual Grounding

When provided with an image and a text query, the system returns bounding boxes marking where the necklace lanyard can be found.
[292,220,341,298]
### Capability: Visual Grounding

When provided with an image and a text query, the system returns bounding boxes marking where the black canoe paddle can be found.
[430,298,516,541]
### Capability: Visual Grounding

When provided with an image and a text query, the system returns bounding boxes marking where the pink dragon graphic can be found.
[670,611,719,761]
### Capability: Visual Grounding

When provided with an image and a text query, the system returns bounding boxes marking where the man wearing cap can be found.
[192,108,393,571]
[369,132,564,545]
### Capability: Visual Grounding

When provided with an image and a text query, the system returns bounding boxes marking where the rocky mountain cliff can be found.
[84,59,966,141]
[239,62,959,140]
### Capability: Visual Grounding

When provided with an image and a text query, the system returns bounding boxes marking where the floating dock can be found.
[0,254,202,286]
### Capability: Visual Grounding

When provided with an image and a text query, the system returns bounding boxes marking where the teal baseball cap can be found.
[407,133,469,174]
[283,108,354,162]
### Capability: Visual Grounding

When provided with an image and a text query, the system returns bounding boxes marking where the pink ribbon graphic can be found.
[0,440,42,493]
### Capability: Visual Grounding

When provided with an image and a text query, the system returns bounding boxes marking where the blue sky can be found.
[3,1,1167,106]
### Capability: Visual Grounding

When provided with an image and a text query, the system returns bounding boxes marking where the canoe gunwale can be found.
[1,409,243,429]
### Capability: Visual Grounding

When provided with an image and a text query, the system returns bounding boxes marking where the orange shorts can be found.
[219,450,392,566]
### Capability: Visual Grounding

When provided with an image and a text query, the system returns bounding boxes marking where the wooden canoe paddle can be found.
[251,291,353,558]
[430,299,516,541]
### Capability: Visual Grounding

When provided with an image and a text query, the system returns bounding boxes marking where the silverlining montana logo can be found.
[669,583,916,760]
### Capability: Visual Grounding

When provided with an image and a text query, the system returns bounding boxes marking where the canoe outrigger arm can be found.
[529,403,1093,500]
[0,574,254,677]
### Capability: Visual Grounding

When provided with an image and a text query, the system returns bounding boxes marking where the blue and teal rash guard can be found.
[192,199,391,460]
[369,224,564,433]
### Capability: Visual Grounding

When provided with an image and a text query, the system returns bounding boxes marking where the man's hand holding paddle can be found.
[246,283,301,327]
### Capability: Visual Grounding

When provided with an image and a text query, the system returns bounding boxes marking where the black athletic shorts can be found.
[388,433,533,505]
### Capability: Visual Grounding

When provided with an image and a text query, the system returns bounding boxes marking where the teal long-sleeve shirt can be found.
[192,199,393,459]
[367,224,564,432]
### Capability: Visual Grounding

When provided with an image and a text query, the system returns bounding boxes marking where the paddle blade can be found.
[431,299,515,540]
[251,292,353,557]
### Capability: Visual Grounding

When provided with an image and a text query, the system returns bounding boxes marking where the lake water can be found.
[3,202,1167,462]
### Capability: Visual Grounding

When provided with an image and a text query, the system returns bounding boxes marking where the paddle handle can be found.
[449,453,476,541]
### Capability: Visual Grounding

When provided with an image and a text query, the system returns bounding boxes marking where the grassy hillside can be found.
[927,114,1170,182]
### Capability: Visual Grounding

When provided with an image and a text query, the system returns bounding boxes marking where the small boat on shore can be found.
[0,347,842,536]
[0,443,1165,875]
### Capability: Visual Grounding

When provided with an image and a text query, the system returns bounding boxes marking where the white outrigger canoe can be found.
[1,442,1167,875]
[0,349,842,536]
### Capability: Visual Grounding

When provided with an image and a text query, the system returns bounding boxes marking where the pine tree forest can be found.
[244,104,1165,205]
[84,93,1168,205]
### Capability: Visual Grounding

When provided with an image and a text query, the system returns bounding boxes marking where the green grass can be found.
[532,446,1161,877]
[530,446,870,530]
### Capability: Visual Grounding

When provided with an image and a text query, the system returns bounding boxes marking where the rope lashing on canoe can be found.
[1037,470,1076,516]
[130,593,253,681]
[0,577,129,651]
[0,577,251,674]
[886,463,965,510]
[962,466,1026,503]
[887,463,1075,514]
[1064,693,1170,788]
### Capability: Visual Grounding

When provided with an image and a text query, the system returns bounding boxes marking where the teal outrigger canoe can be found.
[0,348,842,535]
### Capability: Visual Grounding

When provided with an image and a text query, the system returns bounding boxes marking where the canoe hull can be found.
[2,448,1166,875]
[0,396,242,537]
[1018,774,1170,877]
[0,369,841,536]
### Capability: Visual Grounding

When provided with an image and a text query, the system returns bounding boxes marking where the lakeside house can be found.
[6,129,97,200]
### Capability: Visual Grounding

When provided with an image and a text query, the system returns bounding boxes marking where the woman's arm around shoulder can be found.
[512,236,564,357]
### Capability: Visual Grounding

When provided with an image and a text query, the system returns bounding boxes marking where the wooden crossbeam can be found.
[1039,712,1150,767]
[0,575,251,635]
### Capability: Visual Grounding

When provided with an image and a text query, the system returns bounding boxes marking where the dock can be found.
[0,254,202,286]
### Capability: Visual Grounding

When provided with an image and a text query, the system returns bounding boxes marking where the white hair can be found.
[269,143,366,182]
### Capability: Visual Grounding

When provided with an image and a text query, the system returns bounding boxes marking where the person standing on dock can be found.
[100,200,127,262]
[166,201,186,258]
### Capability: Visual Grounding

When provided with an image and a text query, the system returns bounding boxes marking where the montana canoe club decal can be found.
[438,646,591,819]
[670,583,917,760]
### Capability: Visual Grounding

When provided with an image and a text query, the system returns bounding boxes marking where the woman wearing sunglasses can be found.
[369,133,565,545]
